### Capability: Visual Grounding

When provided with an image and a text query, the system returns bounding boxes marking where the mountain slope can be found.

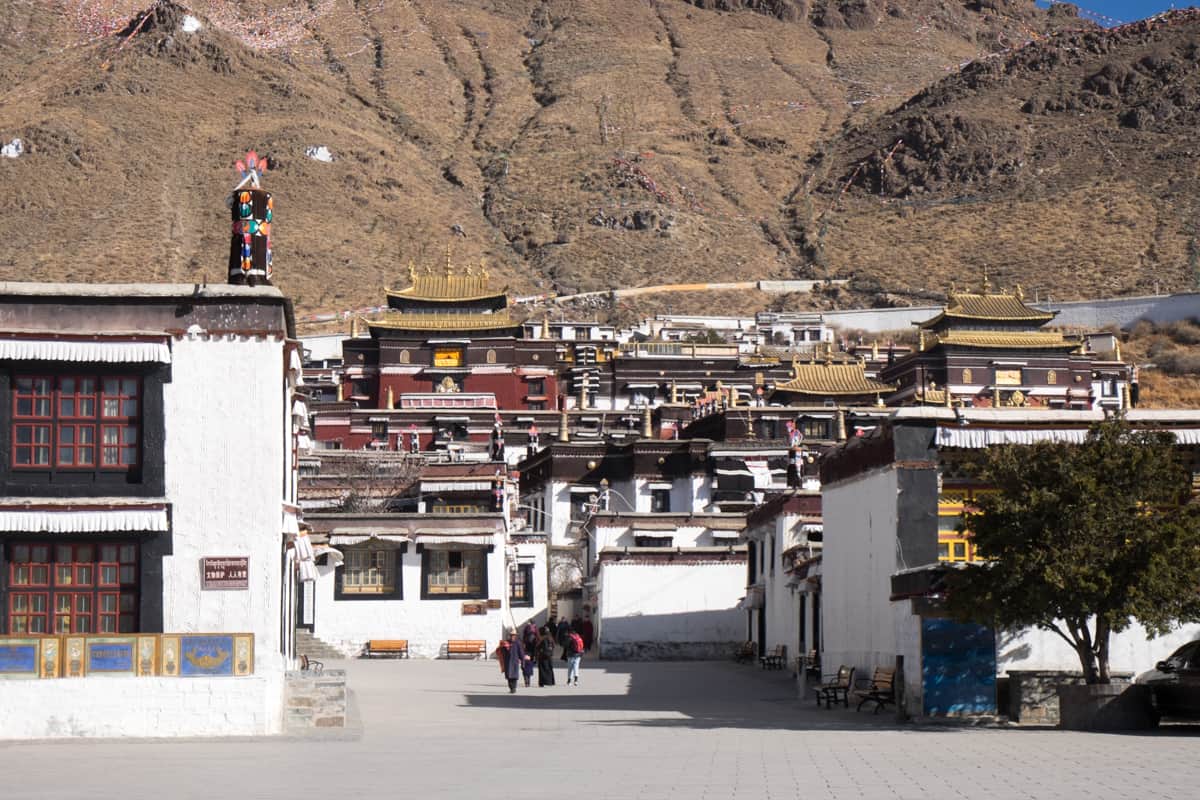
[797,9,1200,302]
[0,1,1098,317]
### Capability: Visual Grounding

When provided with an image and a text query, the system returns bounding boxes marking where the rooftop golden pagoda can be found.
[386,256,507,305]
[770,351,896,401]
[366,251,521,336]
[918,275,1056,331]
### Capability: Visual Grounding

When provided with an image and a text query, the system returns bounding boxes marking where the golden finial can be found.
[444,245,453,275]
[871,339,879,359]
[981,266,991,294]
[1015,283,1025,301]
[407,259,417,285]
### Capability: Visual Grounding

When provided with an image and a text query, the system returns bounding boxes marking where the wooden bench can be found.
[759,644,786,670]
[300,654,324,673]
[364,639,410,658]
[733,641,756,664]
[854,666,897,714]
[814,665,855,708]
[446,639,487,659]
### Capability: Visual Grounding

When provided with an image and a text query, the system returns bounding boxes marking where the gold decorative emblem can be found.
[436,376,460,393]
[1047,369,1056,385]
[184,647,230,670]
[962,368,973,384]
[486,349,497,364]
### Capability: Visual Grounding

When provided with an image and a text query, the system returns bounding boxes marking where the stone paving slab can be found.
[1,659,1197,800]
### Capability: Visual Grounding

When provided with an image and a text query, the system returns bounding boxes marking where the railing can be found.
[617,342,739,358]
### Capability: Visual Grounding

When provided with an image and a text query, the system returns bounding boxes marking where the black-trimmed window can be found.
[6,540,139,634]
[421,548,487,599]
[335,545,402,600]
[650,488,671,513]
[634,535,673,547]
[510,563,534,607]
[1,366,165,496]
[13,376,139,469]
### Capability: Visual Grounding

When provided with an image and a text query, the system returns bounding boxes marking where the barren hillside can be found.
[0,0,1126,320]
[800,8,1200,303]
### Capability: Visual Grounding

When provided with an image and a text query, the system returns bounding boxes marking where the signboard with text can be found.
[201,557,249,590]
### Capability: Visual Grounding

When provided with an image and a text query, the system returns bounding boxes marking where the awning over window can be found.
[936,427,1090,448]
[0,505,170,533]
[413,529,497,548]
[0,338,171,363]
[328,532,410,546]
[420,481,494,492]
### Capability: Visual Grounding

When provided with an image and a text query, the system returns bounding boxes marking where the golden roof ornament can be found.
[981,266,991,294]
[1015,283,1025,301]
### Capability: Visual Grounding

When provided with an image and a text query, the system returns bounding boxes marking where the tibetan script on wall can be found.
[201,557,250,590]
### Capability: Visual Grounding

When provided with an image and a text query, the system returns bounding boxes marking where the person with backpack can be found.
[565,626,584,686]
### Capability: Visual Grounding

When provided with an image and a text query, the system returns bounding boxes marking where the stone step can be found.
[295,629,354,659]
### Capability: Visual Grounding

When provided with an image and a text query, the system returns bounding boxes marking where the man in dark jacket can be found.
[503,630,529,693]
[556,617,571,659]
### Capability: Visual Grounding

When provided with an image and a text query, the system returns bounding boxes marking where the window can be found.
[527,401,545,411]
[650,488,671,513]
[433,347,464,368]
[634,535,673,547]
[524,494,546,532]
[569,490,598,522]
[7,541,138,634]
[12,375,140,470]
[336,546,401,599]
[423,549,486,598]
[371,421,388,443]
[510,563,534,607]
[527,378,546,397]
[798,417,831,440]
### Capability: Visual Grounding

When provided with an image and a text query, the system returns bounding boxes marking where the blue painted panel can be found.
[179,635,234,677]
[0,644,37,674]
[88,642,135,673]
[922,618,997,716]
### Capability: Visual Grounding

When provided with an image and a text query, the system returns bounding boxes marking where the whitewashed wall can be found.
[508,542,549,631]
[597,561,745,659]
[0,673,284,739]
[822,467,901,674]
[999,622,1200,676]
[162,335,289,674]
[310,546,507,658]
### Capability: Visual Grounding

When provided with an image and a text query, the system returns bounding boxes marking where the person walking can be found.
[565,626,584,686]
[580,615,595,652]
[556,616,570,660]
[502,630,529,693]
[536,626,557,687]
[521,622,539,688]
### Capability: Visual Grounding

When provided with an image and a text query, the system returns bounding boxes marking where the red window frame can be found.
[6,541,139,635]
[9,374,141,470]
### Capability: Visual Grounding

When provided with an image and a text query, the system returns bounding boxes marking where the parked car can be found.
[1136,639,1200,722]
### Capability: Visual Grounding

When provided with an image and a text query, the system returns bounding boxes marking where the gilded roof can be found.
[933,331,1080,350]
[386,261,505,303]
[365,309,519,332]
[772,359,896,397]
[919,287,1055,328]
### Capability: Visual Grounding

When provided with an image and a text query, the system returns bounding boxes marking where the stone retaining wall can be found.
[284,669,346,731]
[1007,670,1131,725]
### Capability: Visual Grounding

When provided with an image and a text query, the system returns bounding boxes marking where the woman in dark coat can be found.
[521,623,539,687]
[503,630,529,693]
[536,626,556,687]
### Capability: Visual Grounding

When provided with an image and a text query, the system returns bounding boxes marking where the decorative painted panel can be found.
[0,637,41,678]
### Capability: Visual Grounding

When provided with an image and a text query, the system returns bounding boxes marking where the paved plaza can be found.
[1,659,1198,799]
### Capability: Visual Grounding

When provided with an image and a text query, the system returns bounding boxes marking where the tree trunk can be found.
[1095,618,1111,684]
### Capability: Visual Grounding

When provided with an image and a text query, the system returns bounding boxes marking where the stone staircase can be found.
[295,628,352,661]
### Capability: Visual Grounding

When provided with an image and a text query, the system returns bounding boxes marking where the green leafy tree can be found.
[947,416,1200,684]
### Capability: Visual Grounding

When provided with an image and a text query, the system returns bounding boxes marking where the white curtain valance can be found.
[0,507,169,533]
[0,338,170,363]
[328,532,409,546]
[420,481,494,493]
[936,427,1089,448]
